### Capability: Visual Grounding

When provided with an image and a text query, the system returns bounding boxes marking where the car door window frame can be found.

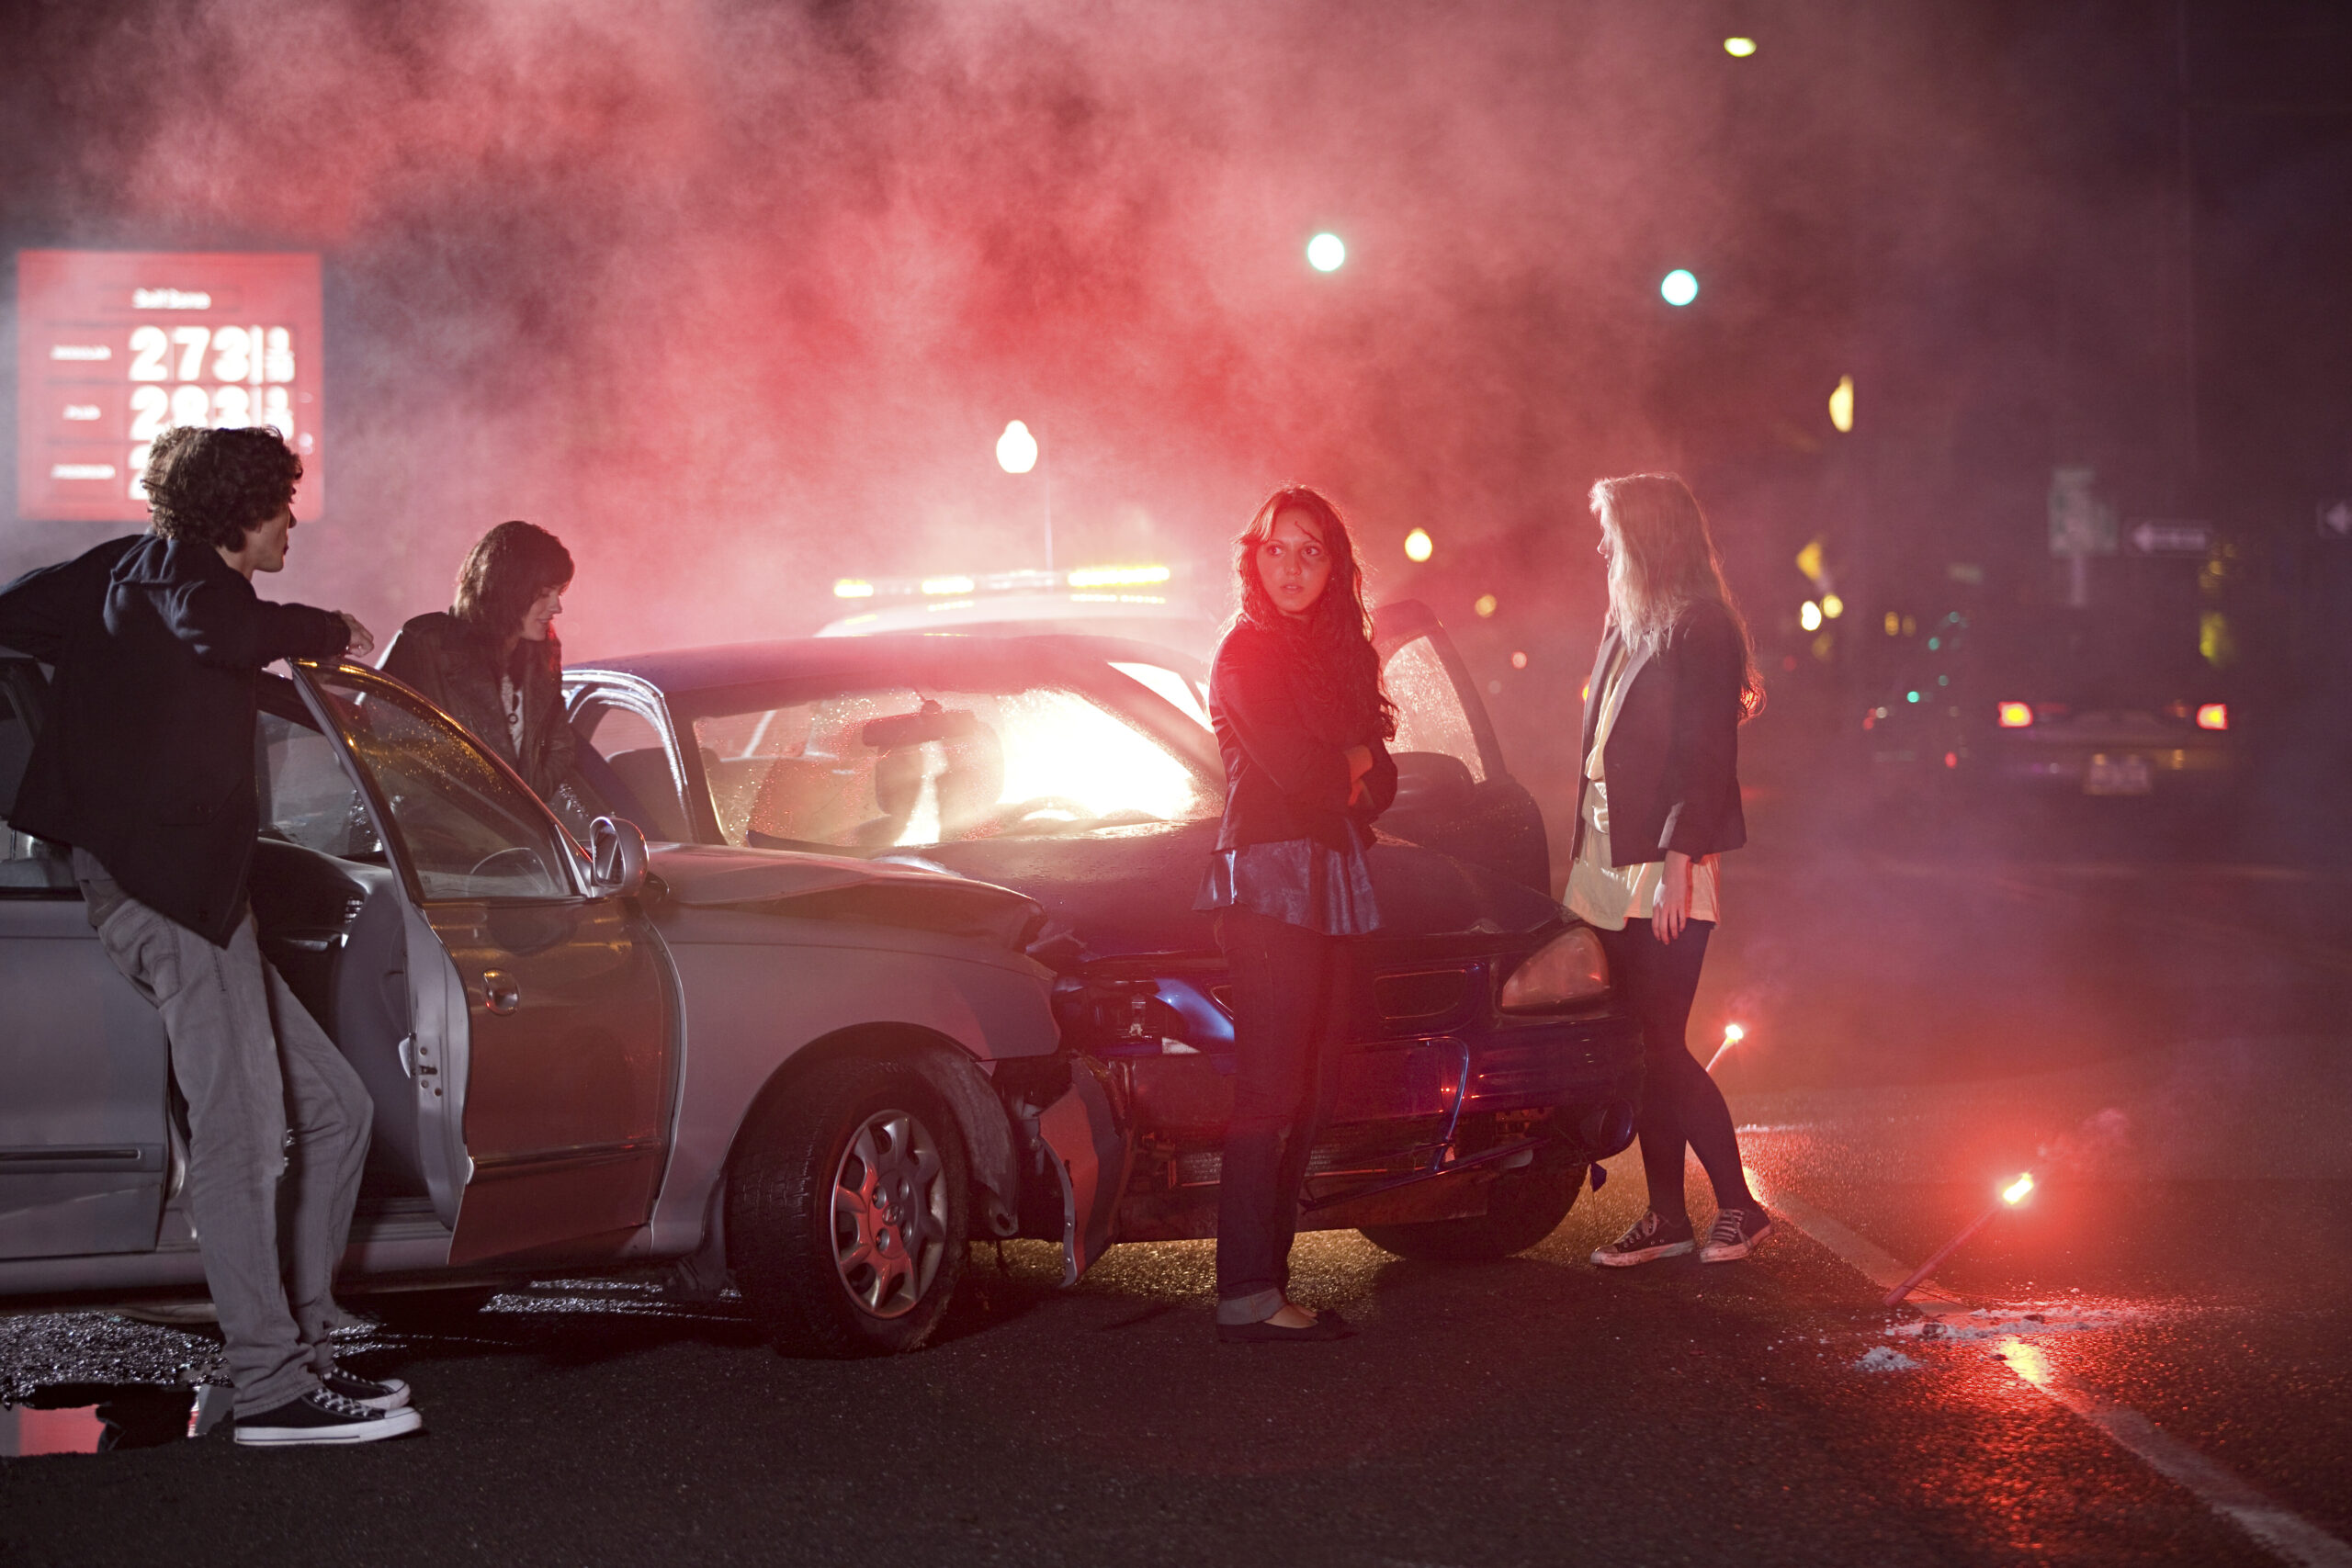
[1372,601,1510,784]
[565,674,698,845]
[292,660,589,907]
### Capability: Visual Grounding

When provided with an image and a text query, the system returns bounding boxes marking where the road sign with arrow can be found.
[2124,519,2213,555]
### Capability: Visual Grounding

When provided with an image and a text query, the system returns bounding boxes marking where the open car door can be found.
[291,662,679,1269]
[1372,601,1550,893]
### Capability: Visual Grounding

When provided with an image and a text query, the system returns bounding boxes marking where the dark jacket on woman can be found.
[1208,621,1398,853]
[379,611,585,813]
[0,534,351,944]
[1571,598,1747,869]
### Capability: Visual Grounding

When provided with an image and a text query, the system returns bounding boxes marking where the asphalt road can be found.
[6,817,2350,1567]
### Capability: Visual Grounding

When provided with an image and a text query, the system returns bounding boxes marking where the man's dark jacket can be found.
[1207,620,1398,853]
[0,535,349,945]
[379,612,585,814]
[1569,598,1748,869]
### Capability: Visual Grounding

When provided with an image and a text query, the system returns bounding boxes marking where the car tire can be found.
[728,1055,970,1359]
[1357,1161,1586,1262]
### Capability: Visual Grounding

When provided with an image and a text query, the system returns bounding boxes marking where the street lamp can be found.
[997,420,1050,570]
[1828,375,1856,433]
[995,419,1038,475]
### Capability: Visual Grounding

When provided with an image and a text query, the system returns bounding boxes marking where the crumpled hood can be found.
[646,841,1045,949]
[911,822,1564,963]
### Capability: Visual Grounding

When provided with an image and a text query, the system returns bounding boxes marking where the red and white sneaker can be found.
[1700,1206,1772,1262]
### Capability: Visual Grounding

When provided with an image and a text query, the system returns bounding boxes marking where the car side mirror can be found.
[1390,750,1476,813]
[589,816,649,899]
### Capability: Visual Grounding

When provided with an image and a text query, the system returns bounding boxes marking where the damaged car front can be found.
[564,600,1646,1294]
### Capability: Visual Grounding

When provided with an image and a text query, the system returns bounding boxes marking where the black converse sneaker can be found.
[321,1368,411,1411]
[233,1387,423,1447]
[1700,1205,1772,1262]
[1589,1211,1696,1268]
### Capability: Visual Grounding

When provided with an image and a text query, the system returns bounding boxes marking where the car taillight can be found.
[2196,703,2228,730]
[1997,701,2033,728]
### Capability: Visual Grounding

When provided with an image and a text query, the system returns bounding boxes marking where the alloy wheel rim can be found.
[830,1109,947,1319]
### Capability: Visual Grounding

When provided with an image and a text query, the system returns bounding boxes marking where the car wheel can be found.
[1357,1161,1585,1262]
[728,1055,970,1359]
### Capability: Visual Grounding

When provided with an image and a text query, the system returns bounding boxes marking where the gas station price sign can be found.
[16,251,324,523]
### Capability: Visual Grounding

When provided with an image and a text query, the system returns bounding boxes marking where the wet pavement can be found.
[5,830,2350,1566]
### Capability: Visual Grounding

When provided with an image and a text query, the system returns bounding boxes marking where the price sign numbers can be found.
[16,251,323,524]
[119,322,300,498]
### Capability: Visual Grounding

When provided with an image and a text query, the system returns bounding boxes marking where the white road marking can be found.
[1743,1168,1968,1314]
[2031,1378,2352,1568]
[1753,1168,2352,1568]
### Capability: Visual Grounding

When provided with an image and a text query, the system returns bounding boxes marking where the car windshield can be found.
[687,682,1218,851]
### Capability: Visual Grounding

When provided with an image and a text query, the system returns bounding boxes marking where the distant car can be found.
[1861,604,2237,814]
[562,600,1645,1290]
[0,653,1059,1358]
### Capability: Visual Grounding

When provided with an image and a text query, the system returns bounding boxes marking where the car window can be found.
[574,697,693,842]
[1110,660,1211,730]
[692,683,1218,851]
[258,707,385,863]
[308,669,575,901]
[0,668,74,891]
[1384,635,1487,783]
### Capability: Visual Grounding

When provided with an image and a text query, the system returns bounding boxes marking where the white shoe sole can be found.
[234,1406,423,1446]
[1589,1238,1695,1268]
[1701,1222,1772,1263]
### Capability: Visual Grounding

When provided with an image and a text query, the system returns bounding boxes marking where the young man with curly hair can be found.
[0,425,423,1446]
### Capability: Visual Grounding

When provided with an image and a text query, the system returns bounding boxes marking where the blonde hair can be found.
[1589,473,1763,718]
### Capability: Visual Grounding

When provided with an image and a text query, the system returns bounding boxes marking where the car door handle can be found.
[481,970,521,1015]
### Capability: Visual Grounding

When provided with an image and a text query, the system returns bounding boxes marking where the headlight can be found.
[1498,926,1610,1012]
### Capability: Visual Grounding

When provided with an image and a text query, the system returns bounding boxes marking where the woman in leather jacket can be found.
[1193,485,1397,1342]
[1568,474,1771,1269]
[381,521,598,837]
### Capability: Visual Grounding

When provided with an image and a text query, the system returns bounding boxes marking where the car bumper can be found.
[1986,739,2234,796]
[1109,1010,1642,1144]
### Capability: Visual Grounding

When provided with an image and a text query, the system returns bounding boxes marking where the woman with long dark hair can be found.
[1570,474,1771,1269]
[382,520,599,836]
[1193,485,1397,1342]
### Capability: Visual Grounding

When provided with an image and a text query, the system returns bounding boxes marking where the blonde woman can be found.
[1570,474,1770,1268]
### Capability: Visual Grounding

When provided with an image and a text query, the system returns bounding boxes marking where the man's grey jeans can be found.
[75,852,373,1417]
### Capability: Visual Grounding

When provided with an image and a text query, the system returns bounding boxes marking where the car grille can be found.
[1374,967,1473,1031]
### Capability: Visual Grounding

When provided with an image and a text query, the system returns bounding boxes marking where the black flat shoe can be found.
[1216,1308,1355,1343]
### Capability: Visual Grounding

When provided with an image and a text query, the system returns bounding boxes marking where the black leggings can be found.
[1595,919,1757,1224]
[1214,908,1346,1310]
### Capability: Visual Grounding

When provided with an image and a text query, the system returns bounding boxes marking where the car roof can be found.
[569,631,1205,700]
